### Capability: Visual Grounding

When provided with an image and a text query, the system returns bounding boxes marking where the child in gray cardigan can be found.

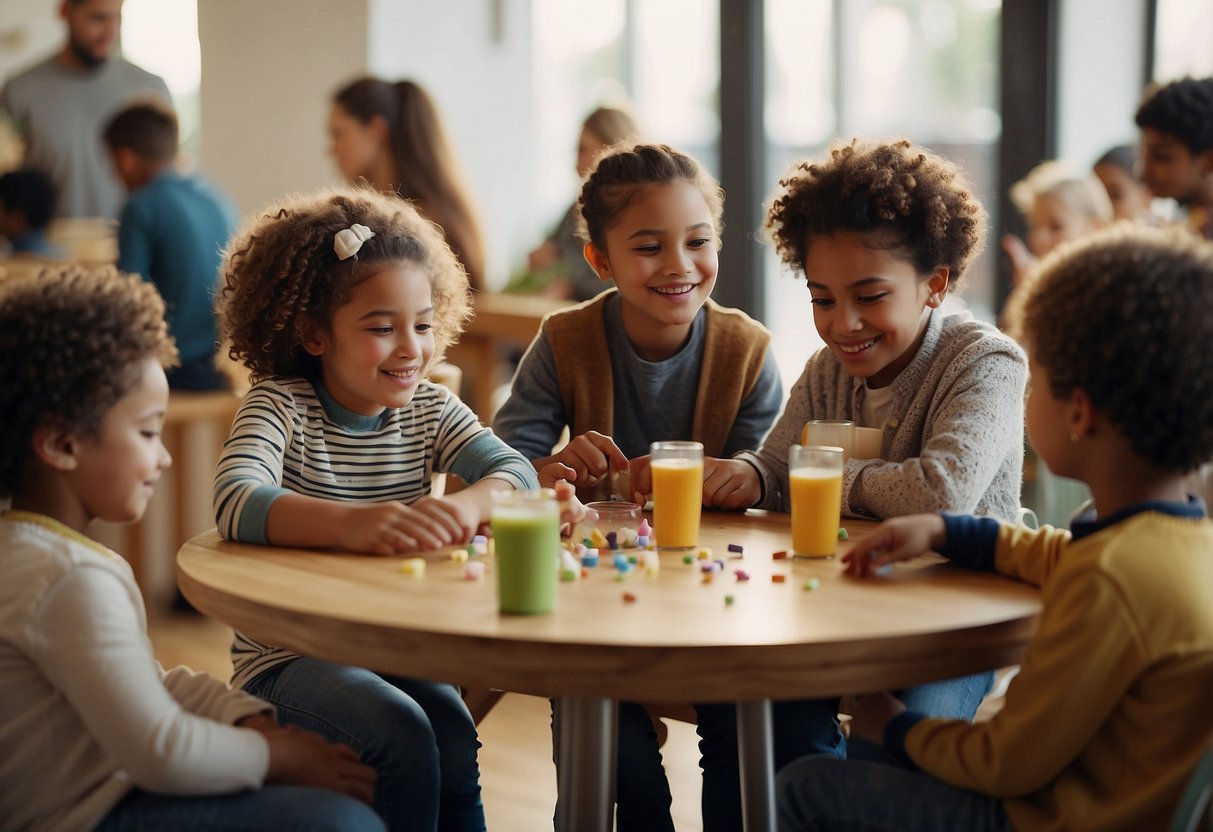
[693,139,1028,832]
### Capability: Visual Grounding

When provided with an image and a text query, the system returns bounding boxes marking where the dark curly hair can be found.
[577,143,724,253]
[1018,224,1213,472]
[216,187,472,381]
[0,266,178,497]
[765,139,987,291]
[1135,77,1213,154]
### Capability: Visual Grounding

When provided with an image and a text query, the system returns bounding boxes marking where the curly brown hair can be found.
[0,266,177,497]
[766,139,987,290]
[216,187,472,381]
[1018,224,1213,472]
[576,143,724,252]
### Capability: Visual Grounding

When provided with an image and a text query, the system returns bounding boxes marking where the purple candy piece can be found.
[606,531,619,549]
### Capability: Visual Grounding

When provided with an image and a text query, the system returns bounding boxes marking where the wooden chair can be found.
[1171,738,1213,832]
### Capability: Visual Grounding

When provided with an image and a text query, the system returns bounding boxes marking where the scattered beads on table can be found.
[771,574,786,584]
[837,527,849,541]
[462,561,486,580]
[638,519,651,537]
[622,591,637,603]
[727,543,744,554]
[803,578,820,591]
[400,558,426,577]
[734,569,750,582]
[450,548,469,563]
[724,594,735,607]
[772,550,788,560]
[682,554,694,565]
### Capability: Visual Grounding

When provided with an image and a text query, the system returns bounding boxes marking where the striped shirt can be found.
[213,376,537,688]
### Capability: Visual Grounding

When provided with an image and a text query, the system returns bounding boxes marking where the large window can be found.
[120,0,201,158]
[1153,0,1213,80]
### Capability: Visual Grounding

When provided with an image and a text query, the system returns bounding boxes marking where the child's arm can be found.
[492,332,571,461]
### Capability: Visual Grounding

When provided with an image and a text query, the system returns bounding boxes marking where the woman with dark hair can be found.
[329,77,487,292]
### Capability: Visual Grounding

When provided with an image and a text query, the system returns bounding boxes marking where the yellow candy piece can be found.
[450,549,469,563]
[696,547,713,560]
[400,558,426,577]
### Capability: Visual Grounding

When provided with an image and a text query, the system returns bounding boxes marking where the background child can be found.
[0,167,60,256]
[104,102,237,391]
[1000,160,1113,289]
[1135,75,1213,240]
[0,266,381,832]
[781,224,1213,832]
[494,142,783,831]
[1092,144,1153,222]
[683,139,1027,831]
[213,187,545,831]
[513,105,641,300]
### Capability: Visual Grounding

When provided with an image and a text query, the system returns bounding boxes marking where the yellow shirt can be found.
[904,509,1213,831]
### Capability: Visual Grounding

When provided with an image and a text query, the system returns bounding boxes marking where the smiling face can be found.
[305,263,435,416]
[71,355,171,525]
[584,180,718,359]
[805,232,948,389]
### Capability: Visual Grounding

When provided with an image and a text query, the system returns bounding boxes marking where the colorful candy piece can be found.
[697,547,713,560]
[450,548,469,563]
[622,591,637,603]
[837,527,849,541]
[803,578,821,591]
[560,568,579,582]
[400,557,426,577]
[772,550,788,560]
[472,534,488,545]
[580,552,600,568]
[682,554,694,565]
[734,569,750,582]
[613,552,629,570]
[724,594,735,607]
[727,543,744,554]
[637,518,651,537]
[560,550,580,573]
[637,535,650,548]
[606,531,619,550]
[702,573,713,585]
[619,528,639,547]
[590,528,609,550]
[873,564,893,577]
[462,561,485,580]
[771,574,787,584]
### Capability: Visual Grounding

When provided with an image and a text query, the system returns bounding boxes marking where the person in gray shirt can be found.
[0,0,171,220]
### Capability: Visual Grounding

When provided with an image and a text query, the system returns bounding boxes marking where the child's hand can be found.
[1001,233,1037,288]
[550,431,628,490]
[627,455,652,505]
[538,461,577,488]
[551,479,591,533]
[848,692,906,747]
[701,457,761,510]
[338,501,463,555]
[263,724,377,804]
[842,514,947,578]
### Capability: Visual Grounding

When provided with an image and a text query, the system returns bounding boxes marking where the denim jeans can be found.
[551,699,676,832]
[695,698,845,832]
[95,784,386,831]
[776,755,1014,832]
[243,657,485,832]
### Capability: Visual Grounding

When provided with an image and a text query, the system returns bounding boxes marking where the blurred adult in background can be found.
[329,77,487,292]
[0,169,61,256]
[1092,144,1153,222]
[0,0,171,220]
[513,105,641,300]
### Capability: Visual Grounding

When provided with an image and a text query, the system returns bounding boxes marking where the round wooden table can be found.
[177,510,1041,832]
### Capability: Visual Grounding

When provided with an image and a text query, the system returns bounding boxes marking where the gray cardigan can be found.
[738,309,1027,522]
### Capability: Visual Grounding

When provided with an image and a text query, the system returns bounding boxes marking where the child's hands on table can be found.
[842,514,946,578]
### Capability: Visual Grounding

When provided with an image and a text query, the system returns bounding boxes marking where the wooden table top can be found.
[177,510,1040,702]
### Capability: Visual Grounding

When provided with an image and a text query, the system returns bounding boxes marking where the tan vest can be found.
[544,290,771,501]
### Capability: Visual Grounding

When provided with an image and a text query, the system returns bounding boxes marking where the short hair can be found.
[1094,144,1139,177]
[766,139,987,291]
[216,186,472,381]
[0,168,57,229]
[102,102,179,162]
[1134,76,1213,154]
[577,143,724,252]
[1009,160,1113,224]
[0,266,178,497]
[581,106,640,147]
[1017,225,1213,472]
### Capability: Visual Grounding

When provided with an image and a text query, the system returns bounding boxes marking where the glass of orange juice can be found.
[650,441,704,549]
[789,444,844,558]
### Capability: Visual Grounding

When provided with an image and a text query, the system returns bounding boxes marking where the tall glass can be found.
[491,489,559,615]
[801,420,854,460]
[650,441,704,549]
[789,445,844,558]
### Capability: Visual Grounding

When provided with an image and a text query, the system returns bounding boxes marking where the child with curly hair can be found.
[781,224,1213,832]
[1136,76,1213,240]
[690,139,1028,831]
[0,266,381,832]
[213,187,559,831]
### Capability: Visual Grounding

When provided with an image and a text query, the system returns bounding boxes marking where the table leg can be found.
[554,696,617,832]
[737,698,776,832]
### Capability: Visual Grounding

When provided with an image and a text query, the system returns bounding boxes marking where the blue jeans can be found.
[551,700,676,832]
[777,755,1013,832]
[243,657,485,832]
[695,698,844,832]
[96,784,385,831]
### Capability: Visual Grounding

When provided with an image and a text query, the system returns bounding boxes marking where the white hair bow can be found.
[334,223,376,261]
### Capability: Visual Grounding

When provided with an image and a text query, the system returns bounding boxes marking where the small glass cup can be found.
[491,489,560,615]
[649,441,704,549]
[851,426,884,460]
[789,445,844,558]
[579,501,643,548]
[801,420,854,460]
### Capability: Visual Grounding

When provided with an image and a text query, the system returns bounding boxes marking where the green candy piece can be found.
[837,527,849,540]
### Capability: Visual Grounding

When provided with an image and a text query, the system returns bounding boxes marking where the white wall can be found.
[197,0,368,218]
[1056,0,1148,168]
[366,0,539,287]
